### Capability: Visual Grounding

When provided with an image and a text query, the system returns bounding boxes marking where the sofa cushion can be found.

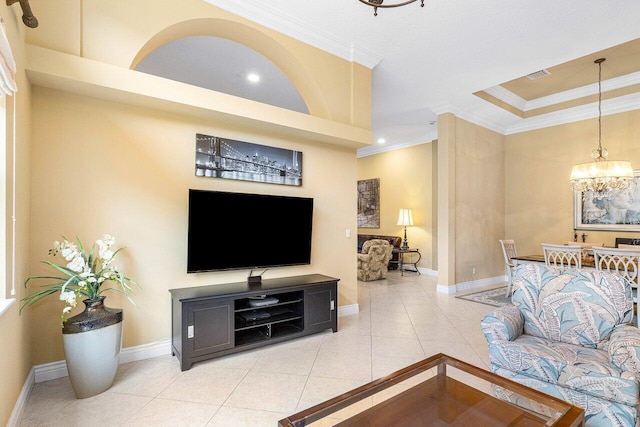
[489,334,640,407]
[512,264,633,348]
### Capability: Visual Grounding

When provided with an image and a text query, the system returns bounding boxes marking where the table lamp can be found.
[397,208,414,250]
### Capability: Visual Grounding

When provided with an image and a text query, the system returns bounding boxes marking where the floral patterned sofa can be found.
[481,263,640,427]
[357,239,393,281]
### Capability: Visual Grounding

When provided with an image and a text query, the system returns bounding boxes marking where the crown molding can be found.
[430,91,640,139]
[483,85,527,111]
[205,1,383,69]
[433,105,508,135]
[485,71,640,113]
[505,92,640,135]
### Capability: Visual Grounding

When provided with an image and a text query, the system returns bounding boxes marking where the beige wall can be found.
[357,143,434,270]
[28,0,371,130]
[27,87,358,365]
[505,109,640,255]
[454,118,506,283]
[438,114,505,288]
[1,3,33,426]
[0,0,366,417]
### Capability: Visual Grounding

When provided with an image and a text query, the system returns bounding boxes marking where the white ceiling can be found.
[144,0,640,155]
[135,36,309,114]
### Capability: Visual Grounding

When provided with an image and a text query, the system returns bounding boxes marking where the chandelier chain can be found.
[598,58,602,157]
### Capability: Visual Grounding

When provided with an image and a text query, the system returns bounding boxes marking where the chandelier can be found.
[359,0,424,16]
[569,58,633,194]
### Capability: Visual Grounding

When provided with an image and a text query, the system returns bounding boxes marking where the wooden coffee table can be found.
[278,353,584,426]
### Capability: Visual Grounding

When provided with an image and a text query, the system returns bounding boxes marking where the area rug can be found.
[456,287,511,307]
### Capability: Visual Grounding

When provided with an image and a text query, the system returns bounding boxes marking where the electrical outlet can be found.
[346,229,351,238]
[472,267,476,275]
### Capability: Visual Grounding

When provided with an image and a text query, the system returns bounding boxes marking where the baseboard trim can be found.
[421,267,437,276]
[436,284,458,294]
[6,367,35,427]
[455,276,505,293]
[338,303,359,316]
[33,338,172,383]
[118,338,172,365]
[437,275,505,294]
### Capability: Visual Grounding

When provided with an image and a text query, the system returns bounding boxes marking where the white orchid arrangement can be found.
[21,234,139,324]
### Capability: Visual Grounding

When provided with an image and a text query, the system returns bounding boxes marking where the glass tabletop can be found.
[278,353,584,427]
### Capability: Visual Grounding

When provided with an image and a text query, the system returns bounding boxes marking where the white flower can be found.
[100,234,115,246]
[97,235,115,262]
[63,306,72,314]
[67,255,86,273]
[100,249,114,263]
[59,291,76,305]
[61,247,77,261]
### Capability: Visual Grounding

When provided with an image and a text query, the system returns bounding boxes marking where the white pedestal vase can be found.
[62,296,123,399]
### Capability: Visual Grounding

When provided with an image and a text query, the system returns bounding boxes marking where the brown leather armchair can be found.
[357,239,393,281]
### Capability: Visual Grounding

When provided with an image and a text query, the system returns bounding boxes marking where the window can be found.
[0,93,15,315]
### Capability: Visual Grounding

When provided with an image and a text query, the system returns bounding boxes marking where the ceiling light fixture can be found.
[569,58,633,194]
[377,138,386,144]
[247,73,260,83]
[359,0,424,16]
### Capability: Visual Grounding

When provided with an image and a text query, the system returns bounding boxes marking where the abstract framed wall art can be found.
[357,178,380,228]
[574,170,640,231]
[195,133,302,186]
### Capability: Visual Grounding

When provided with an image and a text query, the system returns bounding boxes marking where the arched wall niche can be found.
[131,18,332,120]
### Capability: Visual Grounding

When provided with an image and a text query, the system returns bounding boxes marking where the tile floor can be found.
[19,271,498,426]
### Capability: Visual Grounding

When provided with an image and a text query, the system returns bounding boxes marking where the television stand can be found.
[169,274,339,371]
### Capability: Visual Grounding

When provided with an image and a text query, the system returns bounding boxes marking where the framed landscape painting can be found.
[357,178,380,228]
[574,170,640,231]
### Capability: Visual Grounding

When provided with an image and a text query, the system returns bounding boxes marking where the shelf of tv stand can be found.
[169,273,339,371]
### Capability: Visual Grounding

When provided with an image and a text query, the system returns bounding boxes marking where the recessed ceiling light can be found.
[377,138,386,144]
[247,73,260,83]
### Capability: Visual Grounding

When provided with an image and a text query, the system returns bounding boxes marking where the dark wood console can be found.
[169,274,339,371]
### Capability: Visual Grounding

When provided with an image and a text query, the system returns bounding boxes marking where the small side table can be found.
[392,248,421,276]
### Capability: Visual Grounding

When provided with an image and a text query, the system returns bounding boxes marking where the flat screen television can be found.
[187,189,314,273]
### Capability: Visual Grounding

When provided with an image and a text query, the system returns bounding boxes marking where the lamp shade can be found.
[569,160,634,181]
[397,209,414,226]
[570,160,634,192]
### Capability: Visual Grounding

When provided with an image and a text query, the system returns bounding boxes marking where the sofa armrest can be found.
[608,324,640,374]
[480,304,524,344]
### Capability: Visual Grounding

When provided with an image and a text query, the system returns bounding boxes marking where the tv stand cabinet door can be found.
[184,299,234,362]
[304,283,337,333]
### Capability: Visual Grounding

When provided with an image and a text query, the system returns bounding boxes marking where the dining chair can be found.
[592,246,640,326]
[541,243,582,269]
[499,239,518,297]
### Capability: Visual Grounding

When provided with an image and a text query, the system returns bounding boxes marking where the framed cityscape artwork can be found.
[357,178,380,228]
[574,170,640,231]
[195,133,302,186]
